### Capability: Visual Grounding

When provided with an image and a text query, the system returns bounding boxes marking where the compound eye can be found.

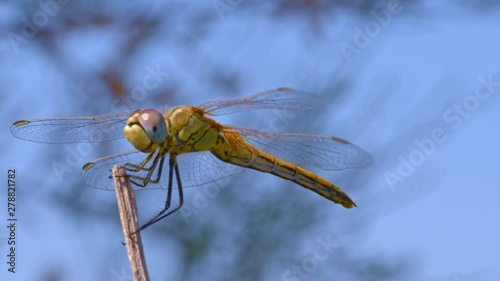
[137,109,167,144]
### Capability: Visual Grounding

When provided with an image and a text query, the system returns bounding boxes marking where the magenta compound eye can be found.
[137,109,167,144]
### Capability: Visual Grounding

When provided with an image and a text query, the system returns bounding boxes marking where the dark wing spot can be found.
[332,137,350,144]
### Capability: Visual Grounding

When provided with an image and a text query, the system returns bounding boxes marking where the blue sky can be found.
[1,2,499,281]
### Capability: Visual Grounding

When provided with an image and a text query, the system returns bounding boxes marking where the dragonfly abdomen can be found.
[214,131,356,208]
[251,150,356,209]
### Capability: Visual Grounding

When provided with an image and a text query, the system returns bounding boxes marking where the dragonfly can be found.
[11,88,372,231]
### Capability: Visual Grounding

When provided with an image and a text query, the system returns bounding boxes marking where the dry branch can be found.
[112,166,150,281]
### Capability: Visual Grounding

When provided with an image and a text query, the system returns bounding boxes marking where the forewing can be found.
[199,88,322,116]
[11,110,135,143]
[82,150,243,190]
[232,127,373,170]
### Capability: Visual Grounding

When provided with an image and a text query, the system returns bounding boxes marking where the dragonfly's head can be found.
[124,109,168,153]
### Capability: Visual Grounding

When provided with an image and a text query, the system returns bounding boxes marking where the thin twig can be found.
[112,166,150,281]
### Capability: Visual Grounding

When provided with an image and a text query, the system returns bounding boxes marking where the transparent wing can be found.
[230,127,373,170]
[10,110,135,143]
[11,88,320,143]
[199,88,322,116]
[82,150,244,190]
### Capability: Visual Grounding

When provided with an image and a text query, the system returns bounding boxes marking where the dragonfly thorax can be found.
[124,109,168,153]
[163,105,221,154]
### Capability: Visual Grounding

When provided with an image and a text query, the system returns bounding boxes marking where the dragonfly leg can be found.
[107,153,154,180]
[128,152,163,187]
[129,156,165,185]
[146,156,165,184]
[124,151,156,172]
[138,155,184,232]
